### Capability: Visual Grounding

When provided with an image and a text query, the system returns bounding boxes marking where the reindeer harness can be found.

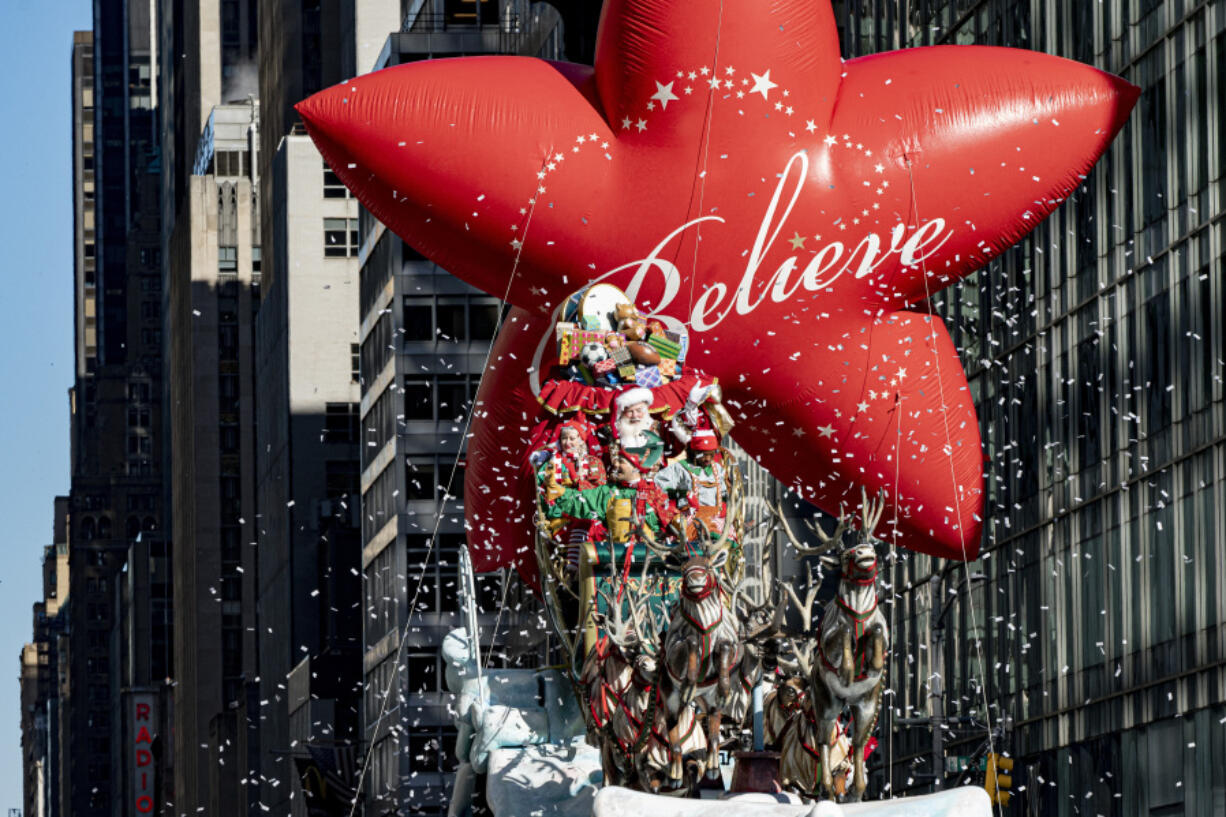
[667,570,742,687]
[817,564,881,682]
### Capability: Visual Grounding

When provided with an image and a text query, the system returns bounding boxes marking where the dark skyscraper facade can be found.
[829,1,1226,813]
[64,4,168,816]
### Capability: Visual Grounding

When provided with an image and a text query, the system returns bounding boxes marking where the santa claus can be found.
[613,387,663,470]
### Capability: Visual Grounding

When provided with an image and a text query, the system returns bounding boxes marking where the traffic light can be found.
[984,752,1014,806]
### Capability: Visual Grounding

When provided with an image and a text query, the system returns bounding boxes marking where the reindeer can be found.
[765,578,820,757]
[775,579,850,798]
[661,546,741,779]
[591,557,683,792]
[726,575,788,726]
[777,490,890,802]
[578,635,634,741]
[580,557,655,742]
[764,675,806,748]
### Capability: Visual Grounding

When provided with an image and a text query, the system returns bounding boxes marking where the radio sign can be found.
[130,692,156,813]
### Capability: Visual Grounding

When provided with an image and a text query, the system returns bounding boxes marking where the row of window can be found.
[218,245,261,274]
[402,296,500,343]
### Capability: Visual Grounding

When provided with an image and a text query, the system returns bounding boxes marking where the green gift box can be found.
[646,331,683,360]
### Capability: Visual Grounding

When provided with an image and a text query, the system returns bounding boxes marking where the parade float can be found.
[525,283,891,800]
[296,0,1137,811]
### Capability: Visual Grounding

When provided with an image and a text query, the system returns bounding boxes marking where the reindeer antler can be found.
[779,580,822,676]
[594,584,640,654]
[774,501,849,556]
[858,487,887,544]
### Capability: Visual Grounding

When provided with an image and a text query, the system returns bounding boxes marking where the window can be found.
[401,296,501,342]
[407,651,441,693]
[127,407,150,428]
[402,297,434,341]
[128,382,151,403]
[325,402,360,443]
[407,726,459,774]
[365,390,398,452]
[365,547,397,646]
[404,457,438,501]
[324,218,359,257]
[406,539,461,613]
[215,150,245,177]
[351,343,360,383]
[470,301,500,339]
[323,161,349,198]
[250,246,261,273]
[401,375,479,422]
[360,313,393,382]
[218,245,237,273]
[402,379,434,421]
[363,465,396,543]
[436,375,469,421]
[436,299,466,340]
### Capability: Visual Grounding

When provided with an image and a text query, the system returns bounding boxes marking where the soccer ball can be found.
[579,342,609,369]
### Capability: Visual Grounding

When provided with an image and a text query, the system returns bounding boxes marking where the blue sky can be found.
[0,1,92,806]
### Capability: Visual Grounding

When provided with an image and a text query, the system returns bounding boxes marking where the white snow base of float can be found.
[591,786,991,817]
[482,738,604,817]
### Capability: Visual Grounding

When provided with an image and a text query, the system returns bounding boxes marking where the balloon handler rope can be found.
[906,158,1001,816]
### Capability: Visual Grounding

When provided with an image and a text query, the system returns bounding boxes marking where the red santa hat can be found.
[689,429,719,451]
[557,415,592,438]
[614,387,654,416]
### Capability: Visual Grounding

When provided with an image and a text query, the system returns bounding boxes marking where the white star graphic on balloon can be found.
[651,80,679,110]
[805,120,817,133]
[817,424,836,439]
[635,118,648,132]
[749,70,778,100]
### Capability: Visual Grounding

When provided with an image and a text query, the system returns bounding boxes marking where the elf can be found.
[539,418,607,501]
[653,429,728,541]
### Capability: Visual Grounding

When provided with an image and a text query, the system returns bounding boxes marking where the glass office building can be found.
[829,1,1226,813]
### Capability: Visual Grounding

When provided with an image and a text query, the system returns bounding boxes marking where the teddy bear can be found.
[612,303,662,366]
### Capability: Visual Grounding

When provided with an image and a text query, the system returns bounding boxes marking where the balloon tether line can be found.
[347,154,552,817]
[905,159,1001,813]
[886,390,902,798]
[682,0,726,319]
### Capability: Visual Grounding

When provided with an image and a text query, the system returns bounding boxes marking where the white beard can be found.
[617,413,654,448]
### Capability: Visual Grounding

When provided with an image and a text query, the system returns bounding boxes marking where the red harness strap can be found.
[818,586,881,682]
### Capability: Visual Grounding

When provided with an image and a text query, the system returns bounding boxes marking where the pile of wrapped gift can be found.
[554,284,687,389]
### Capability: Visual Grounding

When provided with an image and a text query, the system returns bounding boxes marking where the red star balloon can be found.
[297,0,1137,572]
